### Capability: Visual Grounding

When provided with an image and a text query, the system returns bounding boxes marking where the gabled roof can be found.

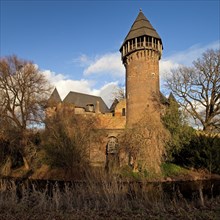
[109,99,119,112]
[121,10,162,49]
[48,88,62,104]
[63,91,109,113]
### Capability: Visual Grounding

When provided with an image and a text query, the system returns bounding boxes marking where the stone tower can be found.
[120,10,163,127]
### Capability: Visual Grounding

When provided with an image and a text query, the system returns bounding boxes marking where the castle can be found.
[47,10,170,169]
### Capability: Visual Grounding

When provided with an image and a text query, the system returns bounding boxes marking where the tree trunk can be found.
[22,156,30,170]
[203,124,213,132]
[0,157,12,176]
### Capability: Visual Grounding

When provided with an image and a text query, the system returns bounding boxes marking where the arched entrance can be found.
[105,136,119,173]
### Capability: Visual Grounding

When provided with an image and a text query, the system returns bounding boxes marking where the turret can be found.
[120,10,163,127]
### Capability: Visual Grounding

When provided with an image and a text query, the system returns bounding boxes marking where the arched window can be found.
[106,136,118,154]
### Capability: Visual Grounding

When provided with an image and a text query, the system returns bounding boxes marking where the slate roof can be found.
[120,10,162,50]
[109,99,119,112]
[63,91,110,113]
[48,88,62,105]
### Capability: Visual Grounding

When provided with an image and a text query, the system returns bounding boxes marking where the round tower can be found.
[120,10,163,127]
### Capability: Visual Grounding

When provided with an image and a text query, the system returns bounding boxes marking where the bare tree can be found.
[166,49,220,132]
[0,55,52,170]
[111,86,125,102]
[0,55,52,129]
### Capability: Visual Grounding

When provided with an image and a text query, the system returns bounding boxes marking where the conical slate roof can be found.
[48,88,62,103]
[121,10,162,48]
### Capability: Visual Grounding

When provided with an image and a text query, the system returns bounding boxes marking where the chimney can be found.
[95,101,100,113]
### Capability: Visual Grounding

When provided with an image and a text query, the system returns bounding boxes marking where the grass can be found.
[118,163,188,181]
[0,175,220,220]
[161,163,188,178]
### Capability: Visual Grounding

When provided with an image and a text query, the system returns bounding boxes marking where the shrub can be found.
[175,133,220,174]
[43,107,103,177]
[162,97,195,161]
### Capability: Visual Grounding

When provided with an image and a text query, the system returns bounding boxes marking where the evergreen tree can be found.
[162,93,195,161]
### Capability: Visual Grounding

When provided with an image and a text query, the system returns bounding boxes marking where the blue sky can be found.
[1,0,220,106]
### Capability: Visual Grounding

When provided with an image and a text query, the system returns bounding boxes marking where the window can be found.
[122,108,126,116]
[86,104,94,112]
[106,136,118,154]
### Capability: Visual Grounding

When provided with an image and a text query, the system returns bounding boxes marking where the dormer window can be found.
[86,104,94,112]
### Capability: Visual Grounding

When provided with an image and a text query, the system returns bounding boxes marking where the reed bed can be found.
[0,178,219,220]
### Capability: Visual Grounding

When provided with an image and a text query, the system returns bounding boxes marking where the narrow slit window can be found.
[122,108,126,116]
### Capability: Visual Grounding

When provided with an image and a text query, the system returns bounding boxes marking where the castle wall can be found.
[46,99,126,168]
[88,100,126,167]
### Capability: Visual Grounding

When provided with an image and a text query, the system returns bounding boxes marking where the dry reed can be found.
[0,175,220,220]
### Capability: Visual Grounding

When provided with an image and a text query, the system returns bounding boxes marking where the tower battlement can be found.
[120,36,162,64]
[125,49,160,66]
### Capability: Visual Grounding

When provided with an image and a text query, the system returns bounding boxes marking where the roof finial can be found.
[140,8,142,12]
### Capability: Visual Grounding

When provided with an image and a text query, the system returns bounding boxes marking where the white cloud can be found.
[91,82,120,107]
[42,40,219,108]
[75,41,219,82]
[83,52,124,78]
[159,40,220,78]
[42,70,94,100]
[43,69,66,83]
[42,69,119,107]
[54,80,94,100]
[72,54,92,67]
[167,41,219,66]
[159,60,180,78]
